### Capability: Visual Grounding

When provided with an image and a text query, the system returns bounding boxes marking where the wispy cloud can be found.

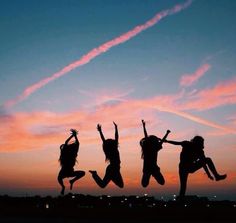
[2,0,193,109]
[157,107,236,134]
[78,88,134,108]
[3,70,236,153]
[180,63,211,87]
[0,100,157,152]
[130,95,236,134]
[180,76,236,111]
[1,91,235,152]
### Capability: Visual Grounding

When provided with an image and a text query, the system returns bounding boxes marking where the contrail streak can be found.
[165,109,236,134]
[151,105,236,134]
[114,97,236,134]
[3,0,193,108]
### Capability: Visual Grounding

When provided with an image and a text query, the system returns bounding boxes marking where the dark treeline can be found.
[0,194,235,222]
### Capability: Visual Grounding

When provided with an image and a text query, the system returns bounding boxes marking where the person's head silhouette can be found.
[140,135,161,159]
[191,136,204,149]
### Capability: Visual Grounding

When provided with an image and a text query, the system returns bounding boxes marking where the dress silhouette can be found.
[57,129,85,195]
[140,120,170,187]
[165,136,227,197]
[89,122,124,188]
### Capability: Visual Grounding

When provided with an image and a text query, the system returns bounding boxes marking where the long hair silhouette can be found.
[59,143,78,168]
[140,120,170,187]
[89,122,124,188]
[103,138,120,164]
[57,129,85,195]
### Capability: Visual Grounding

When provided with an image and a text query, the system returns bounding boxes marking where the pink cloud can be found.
[180,76,236,111]
[3,72,236,154]
[130,96,236,134]
[180,63,211,87]
[1,89,235,153]
[3,0,192,109]
[0,100,157,152]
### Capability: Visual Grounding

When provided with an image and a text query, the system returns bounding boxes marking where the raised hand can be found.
[160,129,171,144]
[97,124,102,132]
[142,119,145,126]
[70,129,78,136]
[113,121,117,128]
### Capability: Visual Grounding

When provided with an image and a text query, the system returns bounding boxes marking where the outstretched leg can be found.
[89,166,111,188]
[152,166,165,185]
[141,172,151,187]
[205,157,227,181]
[69,170,86,190]
[179,166,188,197]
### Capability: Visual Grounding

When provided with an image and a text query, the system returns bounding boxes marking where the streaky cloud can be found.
[123,95,236,134]
[1,94,236,153]
[180,63,211,87]
[156,106,236,134]
[78,88,134,108]
[3,0,193,109]
[180,76,236,111]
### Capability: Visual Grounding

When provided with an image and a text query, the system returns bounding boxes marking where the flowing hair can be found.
[140,135,161,159]
[59,143,78,167]
[102,139,119,162]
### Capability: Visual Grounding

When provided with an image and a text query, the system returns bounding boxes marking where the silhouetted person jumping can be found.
[89,122,124,188]
[165,136,227,197]
[58,129,85,195]
[140,120,170,187]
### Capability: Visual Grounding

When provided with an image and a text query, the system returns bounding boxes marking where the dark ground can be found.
[0,194,235,223]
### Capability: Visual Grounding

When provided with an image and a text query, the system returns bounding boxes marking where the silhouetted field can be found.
[0,194,235,222]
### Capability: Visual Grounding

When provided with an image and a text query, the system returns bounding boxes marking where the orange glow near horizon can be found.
[1,79,235,196]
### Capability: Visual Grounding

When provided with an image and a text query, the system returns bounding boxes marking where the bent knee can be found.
[119,183,124,188]
[159,180,165,185]
[100,182,108,189]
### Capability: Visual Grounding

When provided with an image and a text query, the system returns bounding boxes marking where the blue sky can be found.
[0,0,235,112]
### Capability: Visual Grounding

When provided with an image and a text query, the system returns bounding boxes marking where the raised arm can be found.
[142,120,148,138]
[64,133,74,145]
[160,130,171,145]
[70,129,79,145]
[165,140,184,146]
[113,122,118,142]
[97,124,105,142]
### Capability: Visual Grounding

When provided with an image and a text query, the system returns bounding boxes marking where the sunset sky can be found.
[0,0,236,200]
